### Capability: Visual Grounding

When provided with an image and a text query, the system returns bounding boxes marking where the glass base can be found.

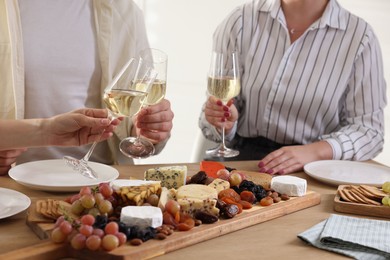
[205,144,239,158]
[119,137,155,159]
[63,156,98,179]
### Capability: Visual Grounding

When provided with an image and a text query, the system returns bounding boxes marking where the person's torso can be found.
[17,0,112,164]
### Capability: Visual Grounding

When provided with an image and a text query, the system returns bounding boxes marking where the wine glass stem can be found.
[220,122,227,150]
[83,113,115,162]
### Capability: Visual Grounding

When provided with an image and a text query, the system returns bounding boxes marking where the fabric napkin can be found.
[298,214,390,260]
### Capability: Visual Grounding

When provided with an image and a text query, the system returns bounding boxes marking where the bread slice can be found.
[231,170,272,190]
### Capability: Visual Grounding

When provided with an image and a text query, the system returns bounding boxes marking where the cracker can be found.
[360,185,387,198]
[339,189,353,202]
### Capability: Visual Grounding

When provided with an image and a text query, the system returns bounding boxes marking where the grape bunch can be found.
[51,214,127,251]
[381,182,390,206]
[68,183,116,217]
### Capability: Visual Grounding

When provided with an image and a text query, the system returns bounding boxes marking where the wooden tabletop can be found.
[0,161,355,259]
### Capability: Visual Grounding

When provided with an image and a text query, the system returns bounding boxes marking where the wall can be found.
[133,0,390,167]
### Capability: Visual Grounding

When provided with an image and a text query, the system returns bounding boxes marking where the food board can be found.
[334,185,390,219]
[18,191,321,259]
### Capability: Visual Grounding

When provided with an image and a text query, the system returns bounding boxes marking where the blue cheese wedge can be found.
[144,166,187,189]
[120,206,162,228]
[270,176,307,197]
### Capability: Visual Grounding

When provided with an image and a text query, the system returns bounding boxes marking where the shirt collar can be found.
[259,0,348,31]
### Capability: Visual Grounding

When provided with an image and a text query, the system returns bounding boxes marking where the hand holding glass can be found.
[119,48,168,159]
[206,51,241,158]
[64,58,156,178]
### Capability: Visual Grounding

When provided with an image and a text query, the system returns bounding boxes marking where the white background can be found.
[133,0,390,167]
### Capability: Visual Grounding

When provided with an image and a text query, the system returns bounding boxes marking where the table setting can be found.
[0,158,389,259]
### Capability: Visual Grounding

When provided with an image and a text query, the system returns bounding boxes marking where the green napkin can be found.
[298,214,390,260]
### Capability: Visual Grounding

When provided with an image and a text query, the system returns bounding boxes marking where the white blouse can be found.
[199,0,386,161]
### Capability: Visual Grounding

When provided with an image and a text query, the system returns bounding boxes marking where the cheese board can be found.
[24,190,321,259]
[334,185,390,219]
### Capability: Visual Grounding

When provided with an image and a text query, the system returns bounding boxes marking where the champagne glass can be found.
[64,58,156,179]
[119,48,168,159]
[205,51,241,158]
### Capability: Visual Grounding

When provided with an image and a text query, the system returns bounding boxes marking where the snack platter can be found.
[334,185,390,219]
[23,191,320,259]
[9,162,321,259]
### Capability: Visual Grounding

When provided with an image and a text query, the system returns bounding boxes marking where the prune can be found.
[220,204,239,219]
[188,171,208,184]
[232,180,267,202]
[194,211,218,224]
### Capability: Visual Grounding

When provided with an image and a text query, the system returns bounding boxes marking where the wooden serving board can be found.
[20,191,320,259]
[334,185,390,219]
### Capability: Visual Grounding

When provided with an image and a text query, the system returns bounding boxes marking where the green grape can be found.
[101,234,119,251]
[98,200,113,215]
[80,194,96,209]
[71,200,85,215]
[51,227,67,243]
[382,196,389,206]
[382,182,390,193]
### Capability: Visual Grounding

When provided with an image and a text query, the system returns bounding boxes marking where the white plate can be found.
[0,188,31,219]
[9,159,119,192]
[303,160,390,187]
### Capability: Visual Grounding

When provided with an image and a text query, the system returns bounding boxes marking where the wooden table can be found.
[0,161,354,259]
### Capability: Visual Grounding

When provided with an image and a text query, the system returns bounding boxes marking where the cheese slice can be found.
[120,206,163,228]
[157,187,176,211]
[176,184,218,200]
[144,165,187,189]
[111,179,161,206]
[270,176,307,197]
[176,184,219,217]
[208,178,230,193]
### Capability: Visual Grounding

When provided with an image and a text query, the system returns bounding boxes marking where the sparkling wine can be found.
[207,77,240,102]
[134,80,166,105]
[103,89,147,117]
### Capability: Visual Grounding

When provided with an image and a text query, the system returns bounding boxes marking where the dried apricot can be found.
[240,190,256,204]
[238,200,252,209]
[218,188,240,202]
[177,218,195,231]
[259,196,274,206]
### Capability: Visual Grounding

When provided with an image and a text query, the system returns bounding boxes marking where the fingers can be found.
[134,99,174,143]
[204,96,237,130]
[0,149,27,175]
[73,108,109,119]
[258,147,304,175]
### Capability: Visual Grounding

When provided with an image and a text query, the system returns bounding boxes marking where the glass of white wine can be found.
[64,58,156,179]
[119,48,168,159]
[205,51,241,158]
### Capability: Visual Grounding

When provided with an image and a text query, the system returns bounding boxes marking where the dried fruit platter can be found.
[23,191,320,259]
[334,185,390,219]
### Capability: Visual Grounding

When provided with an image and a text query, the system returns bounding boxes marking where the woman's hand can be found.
[0,149,27,175]
[258,141,333,175]
[133,99,174,144]
[47,108,121,147]
[204,96,238,134]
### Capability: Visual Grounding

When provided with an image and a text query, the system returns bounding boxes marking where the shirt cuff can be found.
[324,138,342,160]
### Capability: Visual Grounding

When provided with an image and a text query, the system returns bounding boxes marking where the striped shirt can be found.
[199,0,387,161]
